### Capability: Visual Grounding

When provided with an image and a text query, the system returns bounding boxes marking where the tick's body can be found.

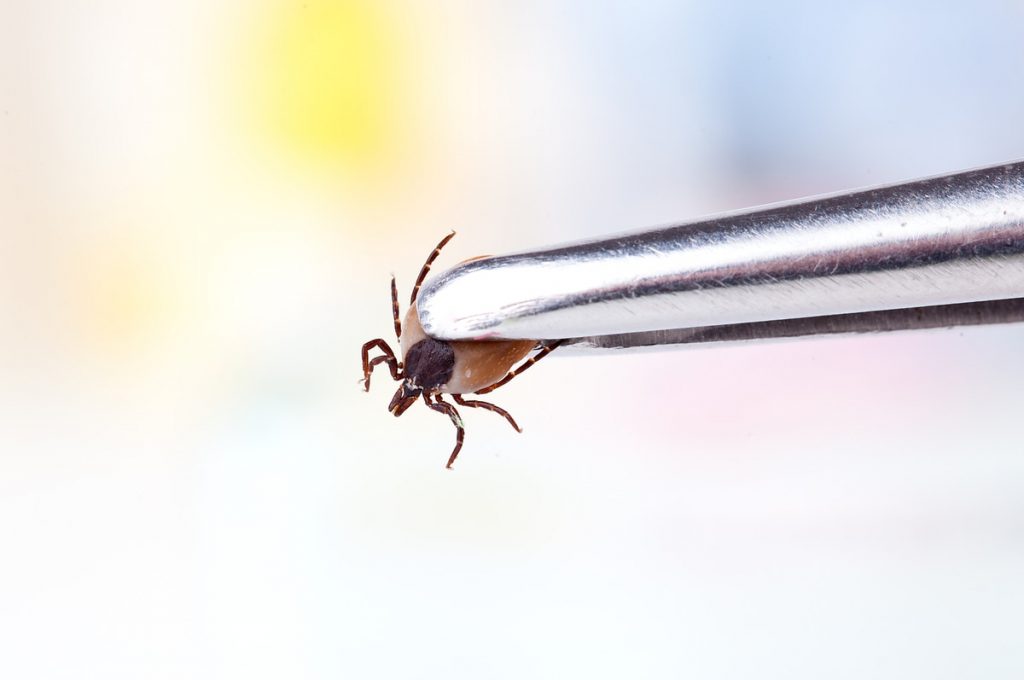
[398,303,536,394]
[361,233,560,468]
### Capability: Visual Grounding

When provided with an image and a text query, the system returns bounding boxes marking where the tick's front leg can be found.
[361,339,402,391]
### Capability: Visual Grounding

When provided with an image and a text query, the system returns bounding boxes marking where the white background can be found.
[2,1,1024,677]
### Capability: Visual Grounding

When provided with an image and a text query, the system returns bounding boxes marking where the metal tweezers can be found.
[417,161,1024,352]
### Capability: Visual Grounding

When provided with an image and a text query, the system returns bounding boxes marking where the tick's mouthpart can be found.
[388,384,420,416]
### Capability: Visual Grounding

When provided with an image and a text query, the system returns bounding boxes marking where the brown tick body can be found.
[360,233,560,468]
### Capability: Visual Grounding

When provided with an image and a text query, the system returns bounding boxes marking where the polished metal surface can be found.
[559,298,1024,353]
[418,161,1024,343]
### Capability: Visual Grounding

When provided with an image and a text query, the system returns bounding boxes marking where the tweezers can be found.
[417,161,1024,352]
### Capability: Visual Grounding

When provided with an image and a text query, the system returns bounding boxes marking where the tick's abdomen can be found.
[445,339,534,394]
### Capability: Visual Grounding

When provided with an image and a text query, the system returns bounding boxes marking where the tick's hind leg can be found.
[361,339,402,391]
[453,394,521,433]
[425,393,465,468]
[473,340,562,395]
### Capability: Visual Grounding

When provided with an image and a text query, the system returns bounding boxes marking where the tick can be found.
[360,232,561,468]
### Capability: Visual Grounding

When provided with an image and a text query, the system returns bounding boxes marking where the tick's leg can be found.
[425,393,465,468]
[453,394,521,433]
[369,354,401,379]
[390,275,402,340]
[361,339,402,391]
[474,340,563,395]
[410,231,456,305]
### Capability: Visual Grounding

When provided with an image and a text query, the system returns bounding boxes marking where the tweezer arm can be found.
[559,298,1024,352]
[417,161,1024,347]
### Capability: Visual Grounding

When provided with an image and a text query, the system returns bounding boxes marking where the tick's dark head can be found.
[402,338,455,392]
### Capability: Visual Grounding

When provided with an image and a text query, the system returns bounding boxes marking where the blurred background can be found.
[3,1,1024,677]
